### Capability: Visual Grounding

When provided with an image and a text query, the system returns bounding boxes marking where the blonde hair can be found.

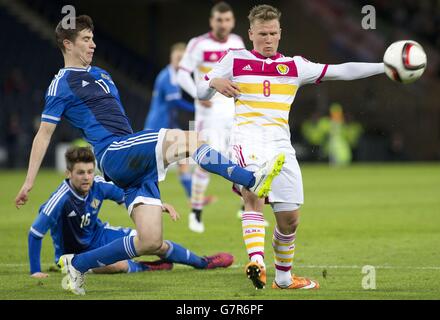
[171,42,186,53]
[248,4,281,26]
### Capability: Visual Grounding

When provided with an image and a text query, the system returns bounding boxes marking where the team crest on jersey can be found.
[276,64,289,75]
[91,198,101,209]
[101,73,114,84]
[249,154,258,161]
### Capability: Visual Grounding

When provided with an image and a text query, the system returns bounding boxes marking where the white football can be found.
[383,40,427,83]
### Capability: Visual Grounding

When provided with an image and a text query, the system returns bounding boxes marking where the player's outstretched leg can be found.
[160,240,209,268]
[162,130,285,198]
[85,260,173,274]
[58,210,157,295]
[193,144,285,198]
[59,233,140,295]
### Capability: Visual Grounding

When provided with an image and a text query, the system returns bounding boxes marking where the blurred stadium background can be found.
[0,0,439,168]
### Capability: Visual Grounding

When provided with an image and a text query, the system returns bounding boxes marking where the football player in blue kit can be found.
[28,147,232,278]
[144,42,195,200]
[15,15,284,295]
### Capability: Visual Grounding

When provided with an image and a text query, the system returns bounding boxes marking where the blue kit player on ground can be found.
[15,15,284,295]
[28,147,233,278]
[144,42,194,199]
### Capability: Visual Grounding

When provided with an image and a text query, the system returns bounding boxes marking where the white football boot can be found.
[58,254,86,295]
[188,212,205,233]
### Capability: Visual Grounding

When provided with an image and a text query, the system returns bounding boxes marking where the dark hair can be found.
[65,146,95,171]
[55,14,94,53]
[248,4,281,25]
[211,1,233,16]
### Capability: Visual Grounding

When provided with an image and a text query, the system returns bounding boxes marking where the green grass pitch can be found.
[0,164,439,300]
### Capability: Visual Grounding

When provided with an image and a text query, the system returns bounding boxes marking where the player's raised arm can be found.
[177,37,199,99]
[294,57,385,86]
[177,40,213,108]
[177,67,197,99]
[323,62,385,81]
[15,122,57,208]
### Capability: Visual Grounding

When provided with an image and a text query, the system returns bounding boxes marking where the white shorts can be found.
[229,143,304,205]
[195,116,233,154]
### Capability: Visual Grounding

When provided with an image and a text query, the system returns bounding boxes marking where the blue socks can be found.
[179,172,192,198]
[192,144,255,188]
[72,236,137,273]
[127,240,208,272]
[71,237,207,272]
[163,240,207,269]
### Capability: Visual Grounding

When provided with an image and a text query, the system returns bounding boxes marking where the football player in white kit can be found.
[177,2,245,233]
[197,4,385,290]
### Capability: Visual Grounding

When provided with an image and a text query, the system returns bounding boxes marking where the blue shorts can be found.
[89,224,136,250]
[97,129,168,215]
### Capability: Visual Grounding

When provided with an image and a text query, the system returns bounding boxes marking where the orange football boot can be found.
[272,275,320,290]
[245,261,267,289]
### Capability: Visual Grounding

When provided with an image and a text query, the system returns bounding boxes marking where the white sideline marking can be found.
[1,263,440,270]
[227,264,440,270]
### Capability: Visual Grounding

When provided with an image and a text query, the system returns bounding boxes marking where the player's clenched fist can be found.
[209,78,240,98]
